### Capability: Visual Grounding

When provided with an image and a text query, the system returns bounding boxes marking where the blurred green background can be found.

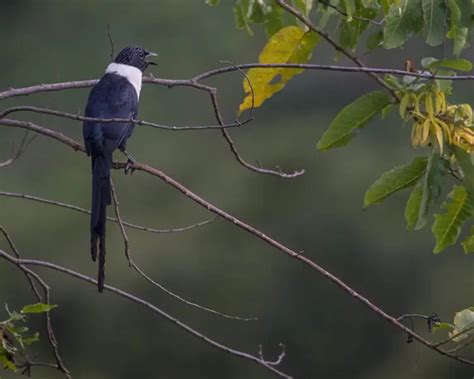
[1,1,474,378]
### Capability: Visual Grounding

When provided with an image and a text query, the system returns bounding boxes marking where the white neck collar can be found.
[105,63,142,98]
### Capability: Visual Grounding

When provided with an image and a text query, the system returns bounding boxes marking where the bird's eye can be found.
[139,51,145,58]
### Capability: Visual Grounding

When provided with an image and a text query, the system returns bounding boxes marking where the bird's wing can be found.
[83,74,138,155]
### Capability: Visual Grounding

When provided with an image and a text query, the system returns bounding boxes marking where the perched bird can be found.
[83,46,157,292]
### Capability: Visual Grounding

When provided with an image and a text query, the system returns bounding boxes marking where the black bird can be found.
[83,46,157,292]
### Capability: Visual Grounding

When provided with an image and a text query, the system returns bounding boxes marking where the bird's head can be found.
[113,46,158,72]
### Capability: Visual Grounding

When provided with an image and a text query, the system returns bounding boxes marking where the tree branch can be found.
[0,249,290,379]
[0,105,252,131]
[0,63,470,101]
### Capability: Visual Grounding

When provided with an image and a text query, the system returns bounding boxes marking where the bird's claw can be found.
[124,159,136,175]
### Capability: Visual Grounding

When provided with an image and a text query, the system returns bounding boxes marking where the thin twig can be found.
[0,105,253,131]
[259,343,286,366]
[110,179,132,264]
[0,131,36,168]
[109,182,256,321]
[106,24,114,62]
[209,90,305,178]
[0,191,215,234]
[0,249,290,378]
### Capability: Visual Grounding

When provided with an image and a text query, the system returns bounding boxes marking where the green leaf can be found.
[341,0,356,19]
[432,185,473,253]
[205,0,220,6]
[292,0,313,17]
[317,91,392,151]
[446,0,470,56]
[239,27,320,113]
[262,3,284,36]
[339,6,376,50]
[22,332,39,346]
[384,0,423,49]
[454,148,474,195]
[21,303,57,314]
[0,354,16,371]
[422,0,446,46]
[364,157,427,208]
[366,30,384,51]
[461,226,474,253]
[430,58,473,72]
[415,151,444,230]
[234,0,254,36]
[432,321,454,333]
[405,182,424,230]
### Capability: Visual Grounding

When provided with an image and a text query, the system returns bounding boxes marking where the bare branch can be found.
[0,63,471,101]
[109,181,257,321]
[0,249,291,379]
[208,90,305,178]
[0,105,252,131]
[0,190,215,235]
[131,261,258,321]
[0,131,35,168]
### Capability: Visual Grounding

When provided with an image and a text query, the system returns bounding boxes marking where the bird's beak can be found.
[146,51,158,66]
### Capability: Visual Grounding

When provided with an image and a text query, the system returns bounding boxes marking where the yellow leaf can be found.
[239,26,320,114]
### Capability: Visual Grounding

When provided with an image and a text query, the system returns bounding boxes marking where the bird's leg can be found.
[120,149,136,175]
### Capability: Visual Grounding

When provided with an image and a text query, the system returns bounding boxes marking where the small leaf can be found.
[205,0,220,6]
[384,0,423,49]
[317,91,391,151]
[405,182,424,230]
[0,354,16,371]
[432,322,454,333]
[21,303,57,314]
[461,226,474,253]
[422,0,446,46]
[22,332,40,346]
[364,157,427,208]
[239,26,320,113]
[432,185,473,253]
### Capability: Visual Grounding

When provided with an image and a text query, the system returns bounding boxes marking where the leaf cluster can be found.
[0,303,56,373]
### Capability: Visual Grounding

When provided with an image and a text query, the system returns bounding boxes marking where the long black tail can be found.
[90,155,111,292]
